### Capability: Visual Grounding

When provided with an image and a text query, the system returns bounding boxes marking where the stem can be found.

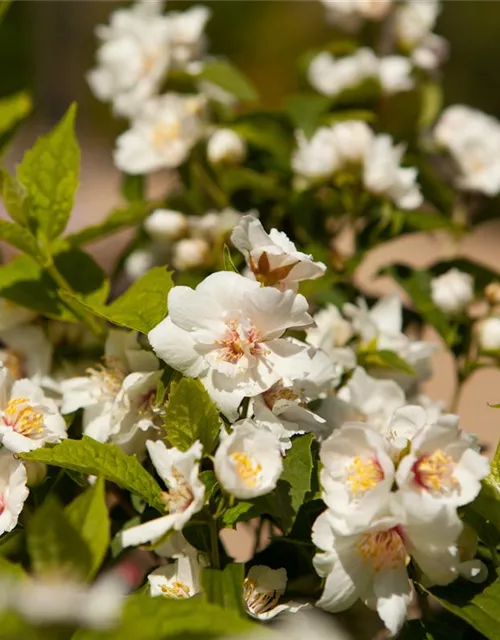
[192,161,228,209]
[416,589,433,621]
[489,544,500,568]
[210,519,220,569]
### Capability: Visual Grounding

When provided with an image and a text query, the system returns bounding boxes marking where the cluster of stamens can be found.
[357,528,409,572]
[346,456,384,498]
[216,320,266,365]
[153,121,181,150]
[161,468,194,513]
[231,452,262,488]
[263,382,301,411]
[87,359,125,401]
[413,449,459,495]
[243,578,281,615]
[3,397,44,438]
[160,581,191,599]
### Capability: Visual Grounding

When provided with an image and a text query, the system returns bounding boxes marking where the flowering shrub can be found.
[0,1,500,638]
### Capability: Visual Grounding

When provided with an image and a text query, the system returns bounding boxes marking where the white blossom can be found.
[430,268,474,314]
[121,440,205,547]
[0,367,66,454]
[87,1,170,118]
[164,5,210,70]
[320,0,393,31]
[0,450,28,537]
[305,304,356,368]
[124,248,155,281]
[378,56,414,94]
[395,1,447,70]
[114,93,206,174]
[231,215,326,291]
[0,324,53,386]
[434,105,500,196]
[214,419,283,499]
[144,209,188,243]
[307,49,378,98]
[292,128,340,184]
[148,553,203,599]
[478,316,500,351]
[148,271,312,419]
[172,238,210,270]
[207,129,247,165]
[243,565,308,620]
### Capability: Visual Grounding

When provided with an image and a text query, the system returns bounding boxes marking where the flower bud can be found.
[124,249,154,281]
[485,282,500,305]
[207,129,247,165]
[478,316,500,351]
[172,238,210,270]
[144,209,188,243]
[430,268,474,314]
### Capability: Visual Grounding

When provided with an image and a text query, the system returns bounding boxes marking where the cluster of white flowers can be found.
[395,0,448,70]
[319,0,393,31]
[293,120,423,209]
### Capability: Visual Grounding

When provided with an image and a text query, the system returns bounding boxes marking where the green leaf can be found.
[21,437,164,512]
[222,244,239,273]
[0,92,31,138]
[0,219,40,258]
[0,0,12,25]
[285,94,332,138]
[2,169,30,226]
[73,594,259,640]
[221,500,260,528]
[17,103,80,240]
[202,563,246,615]
[359,348,416,376]
[0,556,27,580]
[419,81,443,130]
[163,378,221,454]
[65,477,110,578]
[26,496,92,579]
[121,173,145,203]
[200,60,258,102]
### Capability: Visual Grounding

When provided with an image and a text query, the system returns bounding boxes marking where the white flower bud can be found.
[172,238,210,270]
[144,209,188,243]
[207,128,247,165]
[124,249,154,281]
[430,268,474,314]
[478,316,500,351]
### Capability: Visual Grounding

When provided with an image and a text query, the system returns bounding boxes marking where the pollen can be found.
[216,320,266,365]
[160,581,191,599]
[357,529,409,572]
[263,382,301,411]
[243,577,280,615]
[161,468,194,513]
[413,449,459,495]
[87,363,125,400]
[3,397,44,438]
[231,452,262,488]
[346,456,384,497]
[153,122,181,149]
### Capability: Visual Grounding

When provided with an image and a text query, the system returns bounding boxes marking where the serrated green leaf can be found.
[73,594,259,640]
[200,60,258,102]
[0,219,40,258]
[0,92,31,138]
[285,94,332,138]
[26,496,92,579]
[221,500,259,528]
[163,378,220,454]
[202,563,246,615]
[1,169,30,226]
[65,477,110,578]
[21,437,164,512]
[17,103,79,240]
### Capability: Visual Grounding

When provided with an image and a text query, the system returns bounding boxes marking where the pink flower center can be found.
[0,494,5,516]
[3,397,44,438]
[412,449,459,495]
[216,320,266,364]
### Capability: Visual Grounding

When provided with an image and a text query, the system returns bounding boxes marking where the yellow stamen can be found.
[414,449,459,494]
[153,122,181,150]
[346,456,384,497]
[231,452,262,488]
[161,468,194,513]
[243,577,281,615]
[3,397,44,437]
[160,581,191,599]
[357,529,409,572]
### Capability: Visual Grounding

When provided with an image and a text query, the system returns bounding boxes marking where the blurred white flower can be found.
[122,440,205,547]
[0,324,53,387]
[144,209,188,243]
[434,105,500,196]
[320,0,393,31]
[148,272,312,419]
[164,5,211,69]
[189,208,247,240]
[207,128,247,165]
[430,268,474,314]
[114,93,206,174]
[395,1,447,70]
[307,49,378,97]
[124,248,156,281]
[292,128,340,184]
[331,120,374,164]
[148,553,203,599]
[0,367,66,454]
[478,316,500,351]
[87,1,170,118]
[231,215,326,291]
[0,299,37,332]
[0,450,28,537]
[214,419,282,499]
[172,238,210,270]
[305,305,356,372]
[377,56,414,94]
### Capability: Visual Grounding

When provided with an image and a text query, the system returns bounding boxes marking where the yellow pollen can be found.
[153,122,181,149]
[231,452,262,488]
[414,449,459,494]
[357,529,409,572]
[346,456,384,497]
[216,320,267,364]
[160,581,191,599]
[3,397,44,437]
[87,363,125,399]
[243,578,281,615]
[161,468,194,513]
[263,383,301,410]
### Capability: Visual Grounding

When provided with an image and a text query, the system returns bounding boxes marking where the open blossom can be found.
[0,450,28,537]
[207,128,247,165]
[214,419,283,499]
[377,57,414,94]
[87,1,170,118]
[114,93,206,174]
[148,553,203,599]
[0,367,66,454]
[122,440,205,547]
[243,566,308,620]
[172,237,210,270]
[231,215,326,291]
[395,0,447,70]
[313,504,461,635]
[320,0,393,31]
[148,271,312,419]
[306,304,355,365]
[164,5,210,70]
[434,105,500,196]
[431,268,474,314]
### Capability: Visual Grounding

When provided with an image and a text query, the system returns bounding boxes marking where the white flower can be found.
[363,135,423,210]
[320,423,395,532]
[207,129,247,165]
[243,565,308,620]
[395,0,440,48]
[148,271,312,419]
[231,215,326,291]
[412,33,448,70]
[114,93,206,174]
[148,553,203,599]
[214,419,283,499]
[0,324,53,385]
[0,368,66,454]
[430,268,474,314]
[190,208,247,241]
[320,0,393,31]
[305,304,355,364]
[121,440,205,547]
[434,105,500,196]
[292,128,340,184]
[307,49,378,98]
[87,2,170,118]
[478,316,500,351]
[164,5,210,70]
[172,238,210,270]
[396,419,489,511]
[0,450,28,537]
[144,209,188,243]
[378,56,414,94]
[124,248,155,281]
[331,120,375,164]
[312,504,461,635]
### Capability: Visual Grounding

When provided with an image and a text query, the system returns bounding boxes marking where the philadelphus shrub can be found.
[0,1,500,639]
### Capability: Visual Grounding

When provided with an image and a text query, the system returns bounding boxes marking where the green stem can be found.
[489,544,500,568]
[192,161,228,209]
[210,519,220,569]
[416,588,433,621]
